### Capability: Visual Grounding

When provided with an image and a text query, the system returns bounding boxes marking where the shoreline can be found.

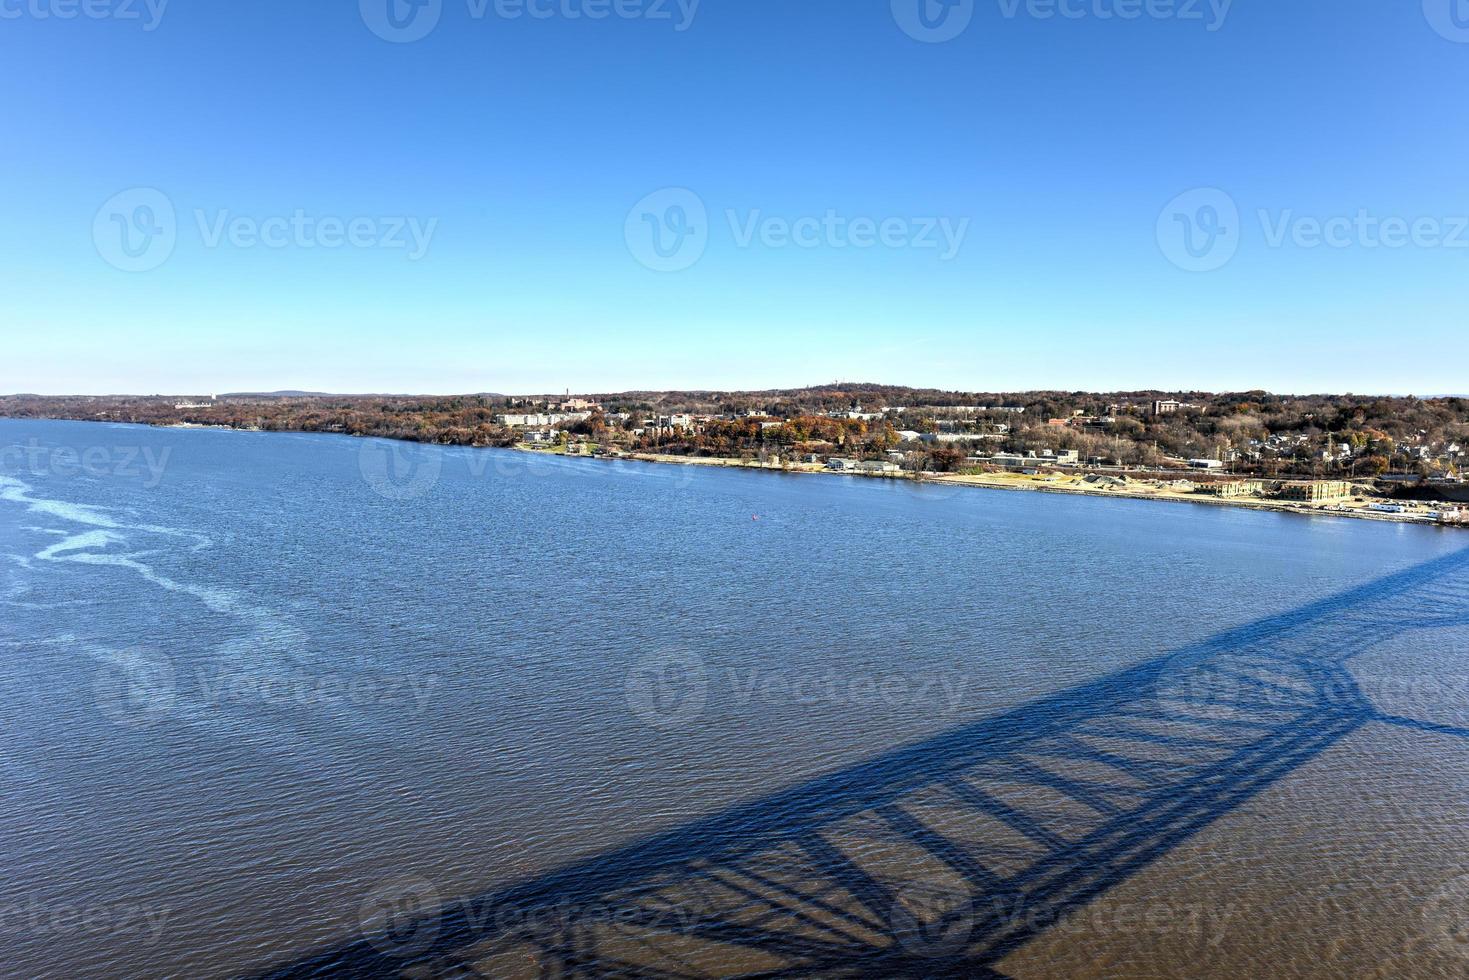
[529,445,1464,530]
[934,471,1449,525]
[3,415,1462,530]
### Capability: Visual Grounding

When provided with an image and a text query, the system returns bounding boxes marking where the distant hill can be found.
[219,391,508,399]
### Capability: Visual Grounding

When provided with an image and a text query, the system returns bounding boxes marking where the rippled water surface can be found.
[2,418,1468,978]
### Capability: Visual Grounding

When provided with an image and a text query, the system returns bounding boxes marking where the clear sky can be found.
[2,1,1466,396]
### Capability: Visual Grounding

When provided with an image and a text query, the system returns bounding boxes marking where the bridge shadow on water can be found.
[262,548,1469,979]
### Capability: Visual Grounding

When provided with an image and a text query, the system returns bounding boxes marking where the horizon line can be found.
[3,386,1467,401]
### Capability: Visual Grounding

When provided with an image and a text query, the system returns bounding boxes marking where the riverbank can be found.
[2,415,1460,529]
[519,444,1465,529]
[933,469,1460,525]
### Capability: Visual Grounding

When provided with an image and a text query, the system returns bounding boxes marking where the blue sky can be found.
[2,1,1467,395]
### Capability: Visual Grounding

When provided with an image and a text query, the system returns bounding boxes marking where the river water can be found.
[2,418,1467,978]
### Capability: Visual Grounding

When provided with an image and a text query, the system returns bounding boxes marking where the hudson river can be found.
[3,419,1468,977]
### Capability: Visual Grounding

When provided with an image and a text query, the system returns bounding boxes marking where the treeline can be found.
[0,395,520,449]
[4,386,1466,479]
[631,415,899,458]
